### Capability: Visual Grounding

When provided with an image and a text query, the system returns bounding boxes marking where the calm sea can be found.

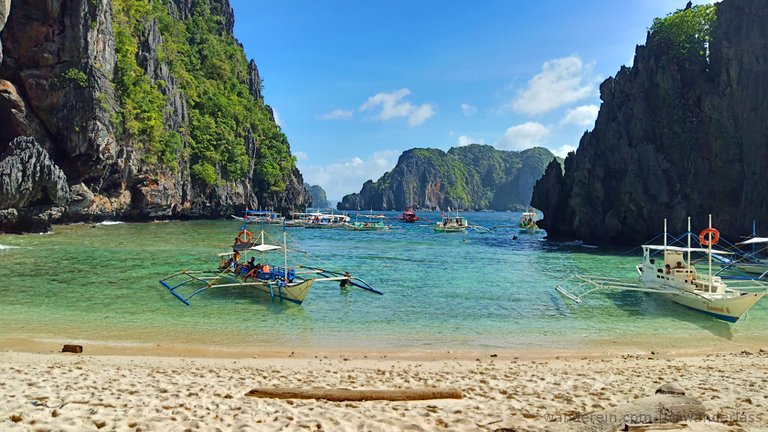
[1,211,765,353]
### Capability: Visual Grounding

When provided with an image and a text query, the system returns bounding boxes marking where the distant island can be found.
[304,184,329,208]
[338,144,559,211]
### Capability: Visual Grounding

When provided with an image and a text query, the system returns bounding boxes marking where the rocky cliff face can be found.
[338,145,557,211]
[0,0,309,233]
[531,0,768,245]
[305,183,329,208]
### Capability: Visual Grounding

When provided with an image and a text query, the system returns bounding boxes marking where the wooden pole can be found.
[245,387,463,401]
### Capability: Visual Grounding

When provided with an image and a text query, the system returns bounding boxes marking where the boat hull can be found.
[240,277,315,304]
[662,290,766,323]
[434,227,466,233]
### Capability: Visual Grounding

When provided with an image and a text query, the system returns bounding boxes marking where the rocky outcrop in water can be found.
[0,0,309,233]
[339,145,557,211]
[531,0,768,245]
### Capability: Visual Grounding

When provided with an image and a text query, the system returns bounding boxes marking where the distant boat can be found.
[435,212,469,233]
[399,207,419,223]
[556,217,767,323]
[231,210,283,225]
[518,209,540,234]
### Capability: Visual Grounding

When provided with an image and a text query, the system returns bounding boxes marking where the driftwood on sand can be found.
[245,387,463,401]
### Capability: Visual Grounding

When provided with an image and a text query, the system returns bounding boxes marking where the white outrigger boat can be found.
[434,211,469,233]
[556,217,767,323]
[160,216,382,305]
[231,209,283,225]
[519,209,540,234]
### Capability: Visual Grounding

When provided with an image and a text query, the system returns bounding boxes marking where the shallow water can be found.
[1,211,765,353]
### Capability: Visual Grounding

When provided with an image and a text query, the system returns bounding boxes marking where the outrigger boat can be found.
[519,209,540,234]
[399,207,419,223]
[231,209,283,224]
[434,212,469,233]
[304,213,349,229]
[555,217,767,323]
[159,216,382,305]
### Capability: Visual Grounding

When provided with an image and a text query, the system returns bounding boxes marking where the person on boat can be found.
[221,256,235,270]
[247,257,256,269]
[665,264,672,274]
[675,261,684,269]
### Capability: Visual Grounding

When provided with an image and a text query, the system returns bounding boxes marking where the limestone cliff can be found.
[0,0,309,232]
[531,0,768,245]
[338,145,557,211]
[305,183,329,208]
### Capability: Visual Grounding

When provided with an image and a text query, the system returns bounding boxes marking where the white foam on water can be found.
[98,220,125,226]
[0,244,19,250]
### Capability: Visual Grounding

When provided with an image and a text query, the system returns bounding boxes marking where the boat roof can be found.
[737,237,768,245]
[642,244,733,254]
[250,243,282,252]
[245,210,277,215]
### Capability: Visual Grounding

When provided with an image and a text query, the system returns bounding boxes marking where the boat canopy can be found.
[642,245,733,254]
[737,237,768,245]
[250,244,283,252]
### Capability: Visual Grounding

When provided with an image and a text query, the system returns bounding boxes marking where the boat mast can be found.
[283,223,288,286]
[687,217,691,268]
[708,214,713,291]
[664,218,667,264]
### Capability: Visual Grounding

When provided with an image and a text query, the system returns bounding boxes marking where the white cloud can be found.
[551,144,577,158]
[359,88,435,126]
[461,103,477,116]
[495,122,550,151]
[293,151,309,161]
[457,135,486,147]
[299,150,401,201]
[320,108,353,120]
[408,104,434,126]
[561,104,599,127]
[510,55,598,115]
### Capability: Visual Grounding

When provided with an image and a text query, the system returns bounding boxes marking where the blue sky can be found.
[231,0,717,201]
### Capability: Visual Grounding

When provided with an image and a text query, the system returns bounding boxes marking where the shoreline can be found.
[2,335,766,361]
[2,347,766,431]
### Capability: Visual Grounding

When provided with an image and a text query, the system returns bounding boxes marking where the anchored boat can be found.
[555,217,767,323]
[159,216,382,305]
[518,209,540,234]
[434,212,469,233]
[231,209,284,225]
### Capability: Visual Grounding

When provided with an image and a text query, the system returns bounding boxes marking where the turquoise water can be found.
[1,211,766,353]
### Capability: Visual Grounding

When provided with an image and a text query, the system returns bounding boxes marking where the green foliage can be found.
[649,4,716,60]
[61,68,89,88]
[112,0,170,167]
[110,0,295,187]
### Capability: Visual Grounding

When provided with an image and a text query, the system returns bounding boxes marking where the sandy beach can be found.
[1,346,767,431]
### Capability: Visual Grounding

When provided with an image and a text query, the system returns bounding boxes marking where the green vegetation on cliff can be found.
[112,0,295,189]
[649,4,716,59]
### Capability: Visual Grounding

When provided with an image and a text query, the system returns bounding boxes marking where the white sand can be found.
[1,348,766,431]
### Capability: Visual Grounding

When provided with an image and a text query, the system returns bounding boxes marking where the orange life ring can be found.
[237,229,252,244]
[699,227,720,246]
